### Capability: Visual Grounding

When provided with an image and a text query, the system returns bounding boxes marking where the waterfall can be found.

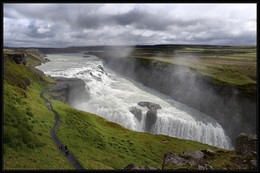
[36,53,233,149]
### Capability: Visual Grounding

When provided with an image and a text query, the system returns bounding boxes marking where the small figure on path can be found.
[58,144,62,151]
[47,102,52,110]
[65,145,68,156]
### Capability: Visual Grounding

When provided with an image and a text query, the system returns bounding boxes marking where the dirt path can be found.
[40,90,84,170]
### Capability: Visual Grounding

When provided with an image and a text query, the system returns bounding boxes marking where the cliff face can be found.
[50,77,90,105]
[4,48,50,67]
[97,56,256,145]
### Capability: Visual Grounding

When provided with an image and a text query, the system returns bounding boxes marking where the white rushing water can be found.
[37,53,232,149]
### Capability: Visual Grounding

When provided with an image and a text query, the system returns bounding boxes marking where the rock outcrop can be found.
[138,101,162,111]
[5,49,49,67]
[50,77,90,104]
[162,133,257,170]
[162,150,215,170]
[25,48,50,64]
[132,101,162,132]
[145,110,157,132]
[48,82,69,103]
[182,150,205,160]
[124,163,160,170]
[19,78,31,91]
[9,53,27,65]
[129,107,142,121]
[235,133,257,156]
[233,133,257,170]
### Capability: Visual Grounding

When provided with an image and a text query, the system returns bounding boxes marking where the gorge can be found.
[86,46,256,146]
[37,52,234,149]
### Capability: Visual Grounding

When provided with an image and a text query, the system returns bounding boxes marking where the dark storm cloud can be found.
[112,7,202,31]
[114,8,145,26]
[3,3,256,47]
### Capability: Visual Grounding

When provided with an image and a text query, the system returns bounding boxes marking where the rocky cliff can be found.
[49,77,89,105]
[4,48,50,66]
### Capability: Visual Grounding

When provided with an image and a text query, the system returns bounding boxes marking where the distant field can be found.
[129,46,256,86]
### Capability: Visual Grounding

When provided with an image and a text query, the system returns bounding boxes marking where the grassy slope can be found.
[50,99,240,170]
[3,56,73,169]
[4,49,242,170]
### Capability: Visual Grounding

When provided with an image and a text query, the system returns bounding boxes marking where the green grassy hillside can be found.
[4,49,243,170]
[50,99,220,169]
[3,55,73,169]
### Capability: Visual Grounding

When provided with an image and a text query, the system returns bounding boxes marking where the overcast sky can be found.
[4,3,256,47]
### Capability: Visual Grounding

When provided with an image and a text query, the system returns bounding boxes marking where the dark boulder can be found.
[201,149,215,158]
[138,101,162,111]
[129,107,142,121]
[249,159,257,169]
[183,150,204,160]
[124,164,138,170]
[162,150,214,170]
[97,65,107,75]
[197,164,214,170]
[124,164,159,170]
[45,58,50,62]
[163,153,190,168]
[145,110,157,132]
[97,65,104,71]
[235,133,257,156]
[10,53,27,65]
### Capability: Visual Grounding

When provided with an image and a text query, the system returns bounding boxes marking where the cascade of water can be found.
[37,53,232,149]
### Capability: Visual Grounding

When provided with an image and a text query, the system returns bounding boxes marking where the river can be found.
[36,53,232,149]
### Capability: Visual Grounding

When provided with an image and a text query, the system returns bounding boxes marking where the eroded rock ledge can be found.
[129,101,162,133]
[48,77,90,104]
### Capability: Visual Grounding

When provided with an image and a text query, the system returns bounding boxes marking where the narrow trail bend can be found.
[40,89,84,170]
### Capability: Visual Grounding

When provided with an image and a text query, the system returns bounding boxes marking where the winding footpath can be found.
[40,90,84,170]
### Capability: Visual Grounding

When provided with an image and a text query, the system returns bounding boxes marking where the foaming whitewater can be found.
[37,53,232,149]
